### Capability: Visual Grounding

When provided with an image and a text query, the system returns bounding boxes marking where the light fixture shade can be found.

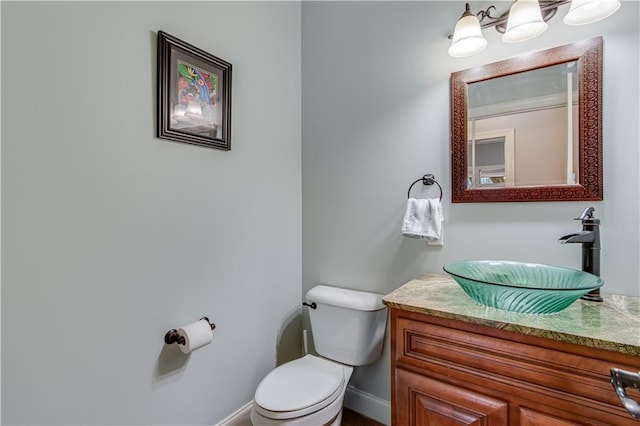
[448,5,488,58]
[563,0,621,25]
[502,0,548,43]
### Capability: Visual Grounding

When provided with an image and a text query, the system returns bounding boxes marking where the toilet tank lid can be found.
[306,285,385,311]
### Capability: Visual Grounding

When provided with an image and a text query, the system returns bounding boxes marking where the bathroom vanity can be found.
[383,273,640,425]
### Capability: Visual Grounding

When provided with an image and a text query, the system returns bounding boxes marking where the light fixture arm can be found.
[476,5,499,24]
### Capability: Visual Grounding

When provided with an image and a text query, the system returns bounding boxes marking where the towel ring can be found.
[407,174,443,201]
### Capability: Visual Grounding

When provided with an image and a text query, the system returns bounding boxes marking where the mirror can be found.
[451,37,603,203]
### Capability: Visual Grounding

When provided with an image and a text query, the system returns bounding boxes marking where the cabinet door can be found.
[395,368,508,425]
[519,407,581,426]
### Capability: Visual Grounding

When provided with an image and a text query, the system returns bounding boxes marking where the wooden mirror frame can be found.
[451,37,603,203]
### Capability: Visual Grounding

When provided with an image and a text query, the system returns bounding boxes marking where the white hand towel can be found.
[401,197,444,242]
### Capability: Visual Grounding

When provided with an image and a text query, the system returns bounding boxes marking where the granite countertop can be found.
[383,273,640,356]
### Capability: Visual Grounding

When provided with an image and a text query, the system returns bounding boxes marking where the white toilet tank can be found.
[306,285,387,366]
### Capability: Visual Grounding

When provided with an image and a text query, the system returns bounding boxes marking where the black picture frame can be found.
[157,31,232,151]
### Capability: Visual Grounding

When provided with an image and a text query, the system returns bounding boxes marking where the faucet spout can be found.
[558,231,596,245]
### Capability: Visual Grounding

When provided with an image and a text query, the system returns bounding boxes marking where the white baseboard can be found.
[215,400,252,426]
[344,385,391,425]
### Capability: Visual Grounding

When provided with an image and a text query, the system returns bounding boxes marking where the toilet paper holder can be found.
[164,317,216,345]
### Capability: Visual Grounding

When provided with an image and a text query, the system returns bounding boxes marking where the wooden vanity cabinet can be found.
[390,309,640,425]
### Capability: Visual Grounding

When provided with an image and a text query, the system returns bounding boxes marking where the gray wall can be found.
[302,0,639,405]
[2,2,301,424]
[3,1,639,423]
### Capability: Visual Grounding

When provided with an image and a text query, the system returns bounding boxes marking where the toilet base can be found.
[329,410,343,426]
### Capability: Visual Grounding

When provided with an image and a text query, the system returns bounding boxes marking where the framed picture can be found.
[157,31,232,151]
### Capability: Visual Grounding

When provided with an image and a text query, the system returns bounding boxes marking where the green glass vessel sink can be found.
[442,260,604,314]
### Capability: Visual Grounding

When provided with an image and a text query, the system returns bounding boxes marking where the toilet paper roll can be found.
[177,319,213,354]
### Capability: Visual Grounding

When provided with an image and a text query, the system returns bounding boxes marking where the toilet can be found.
[250,285,388,425]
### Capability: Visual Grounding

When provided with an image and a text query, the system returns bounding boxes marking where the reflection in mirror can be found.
[468,128,515,188]
[468,62,578,188]
[451,37,603,202]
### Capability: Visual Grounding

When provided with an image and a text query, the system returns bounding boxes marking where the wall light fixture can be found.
[448,0,621,58]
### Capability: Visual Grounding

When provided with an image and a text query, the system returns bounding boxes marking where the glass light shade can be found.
[502,0,548,43]
[563,0,621,25]
[448,13,487,58]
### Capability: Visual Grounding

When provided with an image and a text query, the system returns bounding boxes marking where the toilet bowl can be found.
[250,355,353,425]
[251,285,388,425]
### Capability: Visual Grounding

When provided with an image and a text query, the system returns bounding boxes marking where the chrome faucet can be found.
[558,207,603,302]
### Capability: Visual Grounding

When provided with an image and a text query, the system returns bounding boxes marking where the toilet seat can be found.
[254,355,345,420]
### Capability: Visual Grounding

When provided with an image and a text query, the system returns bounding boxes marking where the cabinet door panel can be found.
[519,407,581,426]
[395,367,508,425]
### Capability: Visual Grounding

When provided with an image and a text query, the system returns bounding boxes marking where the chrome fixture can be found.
[448,0,621,57]
[558,207,603,302]
[610,368,640,419]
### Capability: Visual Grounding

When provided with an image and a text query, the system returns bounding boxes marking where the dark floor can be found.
[341,408,385,426]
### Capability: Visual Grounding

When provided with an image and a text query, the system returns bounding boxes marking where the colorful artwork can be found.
[173,60,219,129]
[158,31,232,150]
